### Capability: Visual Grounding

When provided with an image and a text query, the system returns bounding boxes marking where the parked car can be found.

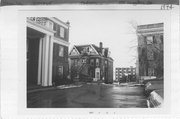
[144,80,163,96]
[147,89,163,108]
[143,77,163,85]
[140,76,156,84]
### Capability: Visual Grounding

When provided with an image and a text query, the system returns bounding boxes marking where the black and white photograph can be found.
[0,3,179,118]
[26,10,165,108]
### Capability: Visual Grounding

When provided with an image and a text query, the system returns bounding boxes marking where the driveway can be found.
[27,83,147,108]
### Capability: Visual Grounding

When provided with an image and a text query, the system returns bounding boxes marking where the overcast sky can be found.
[57,9,168,68]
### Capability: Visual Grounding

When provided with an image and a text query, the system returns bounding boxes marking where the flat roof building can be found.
[115,66,136,82]
[137,23,163,78]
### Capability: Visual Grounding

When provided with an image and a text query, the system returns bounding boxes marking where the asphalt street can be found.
[27,83,147,108]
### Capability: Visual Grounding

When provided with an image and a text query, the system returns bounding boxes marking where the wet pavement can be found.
[27,83,147,108]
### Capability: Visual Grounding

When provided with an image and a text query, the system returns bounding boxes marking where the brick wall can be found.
[53,22,69,42]
[52,43,69,84]
[107,60,113,83]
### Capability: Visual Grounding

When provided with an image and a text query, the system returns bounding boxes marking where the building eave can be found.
[27,19,56,36]
[69,55,80,59]
[49,17,69,29]
[53,36,70,47]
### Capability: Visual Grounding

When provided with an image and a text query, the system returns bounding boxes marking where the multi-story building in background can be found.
[115,66,136,82]
[137,23,163,80]
[27,17,70,88]
[69,42,113,84]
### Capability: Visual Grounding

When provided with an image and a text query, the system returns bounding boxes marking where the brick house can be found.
[69,42,113,83]
[27,17,70,87]
[137,23,163,78]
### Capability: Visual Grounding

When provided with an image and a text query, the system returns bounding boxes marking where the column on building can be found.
[38,35,53,86]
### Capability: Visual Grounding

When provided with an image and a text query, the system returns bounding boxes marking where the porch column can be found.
[42,35,50,86]
[48,36,53,86]
[37,38,43,85]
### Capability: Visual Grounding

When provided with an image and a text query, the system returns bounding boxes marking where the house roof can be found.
[75,44,90,54]
[91,44,100,53]
[70,44,113,60]
[74,44,101,55]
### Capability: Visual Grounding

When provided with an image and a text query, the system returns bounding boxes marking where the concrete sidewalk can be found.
[27,86,56,93]
[27,84,83,93]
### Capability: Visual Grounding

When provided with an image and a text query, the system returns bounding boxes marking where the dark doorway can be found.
[27,38,40,87]
[27,27,44,88]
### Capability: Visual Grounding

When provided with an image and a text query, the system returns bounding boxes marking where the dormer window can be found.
[81,47,90,54]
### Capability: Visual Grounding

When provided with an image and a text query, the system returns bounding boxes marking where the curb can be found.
[27,84,83,93]
[27,87,56,93]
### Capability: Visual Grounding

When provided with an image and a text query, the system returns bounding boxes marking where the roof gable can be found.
[91,44,100,53]
[90,45,100,55]
[73,44,99,55]
[69,46,80,56]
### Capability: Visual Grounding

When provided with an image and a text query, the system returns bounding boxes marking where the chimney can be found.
[99,42,103,53]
